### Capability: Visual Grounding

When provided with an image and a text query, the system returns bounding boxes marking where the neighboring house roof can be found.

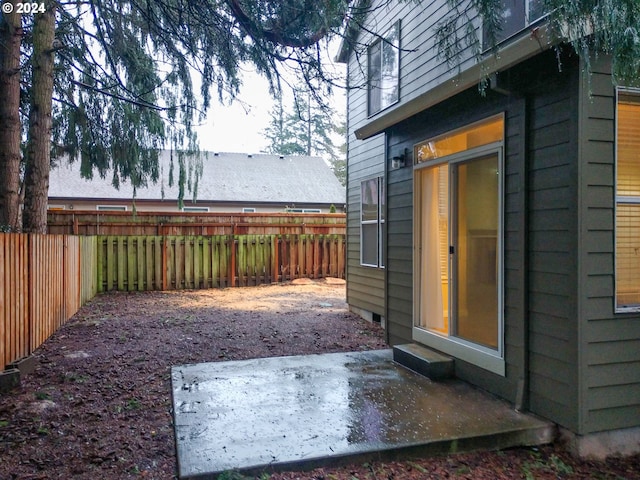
[49,151,345,205]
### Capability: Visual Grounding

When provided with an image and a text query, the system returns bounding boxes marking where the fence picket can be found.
[2,233,345,370]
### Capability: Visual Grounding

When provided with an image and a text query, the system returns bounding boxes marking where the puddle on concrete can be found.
[172,350,553,478]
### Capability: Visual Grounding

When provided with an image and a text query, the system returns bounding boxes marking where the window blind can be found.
[616,93,640,309]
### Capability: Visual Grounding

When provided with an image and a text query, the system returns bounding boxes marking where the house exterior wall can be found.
[577,57,640,435]
[346,134,386,319]
[383,46,587,432]
[344,0,483,322]
[344,0,640,438]
[520,51,581,432]
[385,83,529,404]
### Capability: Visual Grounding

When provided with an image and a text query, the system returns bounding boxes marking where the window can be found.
[242,208,256,213]
[483,0,547,49]
[97,205,126,211]
[285,208,322,213]
[616,89,640,312]
[361,177,385,267]
[368,22,400,116]
[182,206,210,212]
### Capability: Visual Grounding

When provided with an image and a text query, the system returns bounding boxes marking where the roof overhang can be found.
[354,23,555,140]
[335,0,370,63]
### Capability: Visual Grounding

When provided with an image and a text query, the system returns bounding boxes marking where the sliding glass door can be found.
[452,154,499,349]
[417,153,499,350]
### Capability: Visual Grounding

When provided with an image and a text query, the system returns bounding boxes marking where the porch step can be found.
[393,343,454,380]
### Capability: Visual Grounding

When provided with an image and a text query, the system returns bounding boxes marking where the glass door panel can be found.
[453,155,499,348]
[418,164,449,335]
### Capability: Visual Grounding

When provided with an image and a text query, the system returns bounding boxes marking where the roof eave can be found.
[335,0,370,64]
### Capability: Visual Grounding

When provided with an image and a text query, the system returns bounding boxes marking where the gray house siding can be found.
[384,83,529,403]
[386,163,413,345]
[521,52,581,431]
[578,57,640,435]
[344,0,482,323]
[343,0,640,440]
[346,134,386,318]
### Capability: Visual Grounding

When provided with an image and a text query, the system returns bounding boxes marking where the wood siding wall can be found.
[345,0,640,436]
[48,211,346,236]
[385,86,527,401]
[524,53,581,432]
[346,135,386,317]
[341,0,392,318]
[96,235,345,292]
[0,234,95,371]
[344,0,482,321]
[578,57,640,434]
[345,0,481,136]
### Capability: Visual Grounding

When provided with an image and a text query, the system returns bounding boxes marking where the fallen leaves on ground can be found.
[0,281,638,479]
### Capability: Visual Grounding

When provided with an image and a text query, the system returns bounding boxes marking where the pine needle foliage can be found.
[435,0,640,89]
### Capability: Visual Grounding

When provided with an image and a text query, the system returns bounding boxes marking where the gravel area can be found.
[0,279,638,479]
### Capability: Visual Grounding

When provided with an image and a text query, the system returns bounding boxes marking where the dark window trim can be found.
[367,21,400,117]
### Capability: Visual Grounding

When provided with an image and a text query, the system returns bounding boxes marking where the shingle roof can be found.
[49,151,345,205]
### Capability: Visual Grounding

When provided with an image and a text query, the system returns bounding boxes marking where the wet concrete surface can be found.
[172,350,554,479]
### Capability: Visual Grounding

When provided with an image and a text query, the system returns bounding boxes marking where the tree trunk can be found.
[0,2,23,231]
[23,3,56,234]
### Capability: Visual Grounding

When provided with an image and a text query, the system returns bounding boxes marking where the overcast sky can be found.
[194,73,274,154]
[195,46,347,155]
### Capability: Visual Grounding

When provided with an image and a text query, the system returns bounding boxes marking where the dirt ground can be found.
[0,279,638,480]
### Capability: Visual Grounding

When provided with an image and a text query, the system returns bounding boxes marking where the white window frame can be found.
[367,21,400,116]
[360,176,385,268]
[242,208,256,213]
[615,87,640,313]
[285,208,322,213]
[97,205,127,211]
[182,206,210,213]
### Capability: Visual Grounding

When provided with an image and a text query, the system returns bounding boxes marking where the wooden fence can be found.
[96,234,345,292]
[1,232,344,371]
[48,211,346,236]
[0,234,97,371]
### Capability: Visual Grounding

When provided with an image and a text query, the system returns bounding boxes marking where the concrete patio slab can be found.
[171,350,554,479]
